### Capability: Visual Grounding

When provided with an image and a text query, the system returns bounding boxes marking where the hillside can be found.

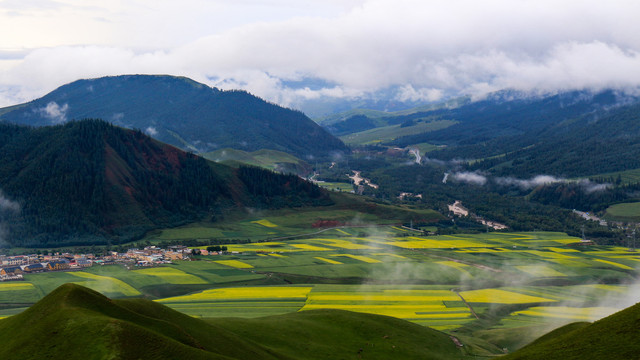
[503,301,640,360]
[0,283,468,360]
[0,75,348,158]
[0,120,332,247]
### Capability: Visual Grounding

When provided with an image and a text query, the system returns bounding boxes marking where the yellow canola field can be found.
[251,219,278,228]
[135,267,207,284]
[214,260,254,269]
[308,291,460,302]
[460,289,555,304]
[70,272,140,296]
[516,266,566,277]
[268,253,286,257]
[0,283,35,291]
[291,244,332,251]
[386,236,486,249]
[593,259,634,270]
[300,304,471,320]
[331,254,381,263]
[512,306,619,320]
[335,228,352,235]
[313,238,380,250]
[158,286,313,302]
[372,253,407,259]
[314,257,343,265]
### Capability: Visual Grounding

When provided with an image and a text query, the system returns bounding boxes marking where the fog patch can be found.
[37,101,69,124]
[453,171,487,186]
[144,126,158,136]
[0,190,21,247]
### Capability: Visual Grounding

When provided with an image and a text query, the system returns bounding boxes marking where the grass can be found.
[202,148,309,174]
[314,181,353,192]
[604,201,640,221]
[339,119,457,145]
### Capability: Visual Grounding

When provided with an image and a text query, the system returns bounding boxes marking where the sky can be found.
[1,0,640,109]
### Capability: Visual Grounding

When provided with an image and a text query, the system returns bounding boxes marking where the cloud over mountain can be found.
[1,0,639,108]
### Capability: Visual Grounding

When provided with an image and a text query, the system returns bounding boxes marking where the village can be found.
[0,245,226,282]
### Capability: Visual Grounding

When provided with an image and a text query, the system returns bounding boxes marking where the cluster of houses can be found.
[0,254,93,280]
[0,245,210,281]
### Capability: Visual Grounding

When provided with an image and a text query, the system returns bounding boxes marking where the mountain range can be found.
[0,75,348,159]
[325,89,640,178]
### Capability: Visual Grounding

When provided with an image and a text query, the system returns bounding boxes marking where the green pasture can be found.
[410,142,442,154]
[339,120,456,145]
[145,199,441,243]
[314,181,353,192]
[604,202,640,221]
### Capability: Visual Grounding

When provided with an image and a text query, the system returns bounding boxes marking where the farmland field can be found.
[1,229,639,354]
[339,119,457,145]
[604,202,640,221]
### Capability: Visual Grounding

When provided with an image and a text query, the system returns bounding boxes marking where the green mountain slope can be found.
[0,120,331,247]
[503,302,640,360]
[0,283,469,360]
[0,283,283,360]
[0,75,348,158]
[209,309,466,360]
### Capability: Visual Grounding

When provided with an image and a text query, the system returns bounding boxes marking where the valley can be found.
[1,226,638,358]
[2,77,640,358]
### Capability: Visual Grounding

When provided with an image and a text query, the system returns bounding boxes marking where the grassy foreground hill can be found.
[0,75,348,158]
[503,301,640,360]
[0,283,469,360]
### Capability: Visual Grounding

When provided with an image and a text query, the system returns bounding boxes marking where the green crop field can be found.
[2,229,639,355]
[314,181,353,192]
[604,202,640,221]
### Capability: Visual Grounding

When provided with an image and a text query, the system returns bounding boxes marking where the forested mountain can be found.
[0,75,348,158]
[385,90,640,177]
[0,120,331,247]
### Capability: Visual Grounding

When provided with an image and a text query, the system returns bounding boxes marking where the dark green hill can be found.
[208,309,466,360]
[503,302,640,360]
[0,120,331,247]
[0,283,468,360]
[0,283,283,360]
[0,75,348,158]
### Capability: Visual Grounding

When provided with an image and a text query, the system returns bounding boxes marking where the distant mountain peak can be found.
[0,74,348,158]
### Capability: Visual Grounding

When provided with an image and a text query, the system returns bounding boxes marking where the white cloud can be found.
[1,1,640,107]
[145,126,158,136]
[0,190,20,213]
[495,175,562,189]
[37,101,69,124]
[453,172,487,186]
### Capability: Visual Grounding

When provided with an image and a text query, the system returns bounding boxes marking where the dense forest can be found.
[0,120,332,247]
